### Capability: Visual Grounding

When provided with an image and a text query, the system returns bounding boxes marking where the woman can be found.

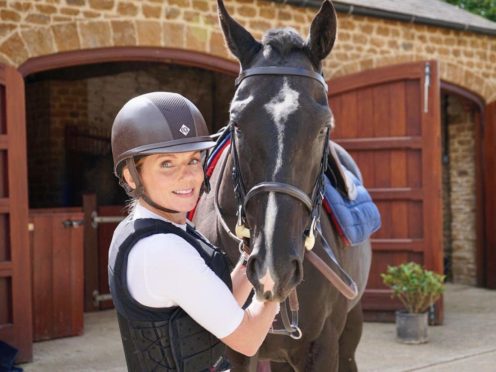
[109,92,278,372]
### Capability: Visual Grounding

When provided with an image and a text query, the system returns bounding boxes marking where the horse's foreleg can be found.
[227,349,259,372]
[269,361,295,371]
[338,301,363,372]
[302,320,340,372]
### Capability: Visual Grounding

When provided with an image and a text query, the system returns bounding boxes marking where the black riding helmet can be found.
[111,92,216,214]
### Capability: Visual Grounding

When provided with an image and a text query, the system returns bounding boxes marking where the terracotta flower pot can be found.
[395,310,429,344]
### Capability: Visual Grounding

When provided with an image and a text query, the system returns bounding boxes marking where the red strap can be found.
[323,199,351,246]
[188,140,231,221]
[206,140,231,177]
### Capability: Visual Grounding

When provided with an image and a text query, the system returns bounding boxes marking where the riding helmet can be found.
[112,92,216,178]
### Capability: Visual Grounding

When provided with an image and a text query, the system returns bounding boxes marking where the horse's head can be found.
[218,0,336,301]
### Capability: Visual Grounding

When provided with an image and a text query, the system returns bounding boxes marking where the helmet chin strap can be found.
[125,158,181,214]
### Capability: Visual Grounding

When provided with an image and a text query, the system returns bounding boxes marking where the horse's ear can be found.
[217,0,261,67]
[306,0,337,62]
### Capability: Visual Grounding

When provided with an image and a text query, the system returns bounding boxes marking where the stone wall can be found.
[0,0,495,103]
[445,95,477,285]
[441,94,452,281]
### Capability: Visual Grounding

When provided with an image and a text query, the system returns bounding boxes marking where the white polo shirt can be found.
[125,203,244,339]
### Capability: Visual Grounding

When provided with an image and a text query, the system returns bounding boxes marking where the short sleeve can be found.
[127,233,244,339]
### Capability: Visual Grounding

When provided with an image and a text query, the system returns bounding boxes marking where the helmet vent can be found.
[146,92,196,139]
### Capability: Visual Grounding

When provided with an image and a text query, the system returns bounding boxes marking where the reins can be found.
[212,66,358,339]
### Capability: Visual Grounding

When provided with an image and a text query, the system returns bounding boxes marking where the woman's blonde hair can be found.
[123,156,145,214]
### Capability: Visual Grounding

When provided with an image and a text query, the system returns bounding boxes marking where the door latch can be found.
[62,219,84,228]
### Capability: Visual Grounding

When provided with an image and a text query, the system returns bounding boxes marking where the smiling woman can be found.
[124,152,205,223]
[108,91,279,372]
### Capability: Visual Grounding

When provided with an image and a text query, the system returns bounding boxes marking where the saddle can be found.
[326,141,359,200]
[325,141,381,246]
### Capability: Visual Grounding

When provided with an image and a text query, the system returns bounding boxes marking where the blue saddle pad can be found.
[323,169,381,246]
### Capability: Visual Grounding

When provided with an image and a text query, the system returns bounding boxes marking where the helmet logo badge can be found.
[179,125,191,136]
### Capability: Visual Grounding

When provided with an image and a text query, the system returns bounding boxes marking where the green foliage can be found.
[381,262,445,314]
[444,0,496,22]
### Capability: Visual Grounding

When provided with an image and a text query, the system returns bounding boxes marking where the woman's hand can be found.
[231,253,252,307]
[221,297,280,356]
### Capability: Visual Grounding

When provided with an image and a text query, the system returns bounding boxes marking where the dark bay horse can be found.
[194,1,372,370]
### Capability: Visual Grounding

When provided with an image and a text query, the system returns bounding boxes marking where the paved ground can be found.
[356,284,496,371]
[19,284,496,371]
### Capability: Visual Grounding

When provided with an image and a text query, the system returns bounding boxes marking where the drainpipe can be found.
[269,0,496,36]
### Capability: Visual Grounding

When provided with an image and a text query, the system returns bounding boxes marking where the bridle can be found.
[231,66,330,252]
[230,121,329,252]
[213,65,357,339]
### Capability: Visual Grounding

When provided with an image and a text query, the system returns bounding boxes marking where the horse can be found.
[193,1,372,371]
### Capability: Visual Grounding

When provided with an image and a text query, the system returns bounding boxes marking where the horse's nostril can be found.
[246,255,258,279]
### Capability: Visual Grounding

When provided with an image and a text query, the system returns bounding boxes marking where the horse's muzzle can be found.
[246,250,303,302]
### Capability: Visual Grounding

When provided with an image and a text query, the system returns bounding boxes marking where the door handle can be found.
[62,219,84,228]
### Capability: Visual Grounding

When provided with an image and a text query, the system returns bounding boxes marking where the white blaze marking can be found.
[260,269,276,293]
[259,79,300,293]
[265,193,277,246]
[259,193,277,292]
[263,79,300,177]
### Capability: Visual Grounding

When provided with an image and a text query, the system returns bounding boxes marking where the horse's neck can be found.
[216,153,237,215]
[207,151,243,260]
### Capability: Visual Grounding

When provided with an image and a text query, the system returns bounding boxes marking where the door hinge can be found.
[28,223,34,231]
[93,290,112,306]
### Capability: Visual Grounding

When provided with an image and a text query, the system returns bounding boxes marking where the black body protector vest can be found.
[108,217,232,372]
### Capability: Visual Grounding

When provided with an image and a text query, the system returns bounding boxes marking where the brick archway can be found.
[18,46,238,77]
[1,18,232,68]
[327,54,494,104]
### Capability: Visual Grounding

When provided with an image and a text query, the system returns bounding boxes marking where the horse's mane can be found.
[262,28,306,58]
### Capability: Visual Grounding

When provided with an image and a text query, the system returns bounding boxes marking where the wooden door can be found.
[0,65,32,361]
[82,194,125,311]
[328,61,444,322]
[29,209,84,341]
[483,101,496,289]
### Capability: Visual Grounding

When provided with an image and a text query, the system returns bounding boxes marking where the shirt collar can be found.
[132,202,187,231]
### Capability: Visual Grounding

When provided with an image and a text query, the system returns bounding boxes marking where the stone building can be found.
[0,0,495,361]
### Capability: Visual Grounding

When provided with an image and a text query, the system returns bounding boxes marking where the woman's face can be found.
[131,151,204,220]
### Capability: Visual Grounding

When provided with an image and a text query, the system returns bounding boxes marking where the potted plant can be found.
[381,262,445,344]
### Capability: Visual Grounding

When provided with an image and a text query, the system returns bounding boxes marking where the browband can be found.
[235,66,328,93]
